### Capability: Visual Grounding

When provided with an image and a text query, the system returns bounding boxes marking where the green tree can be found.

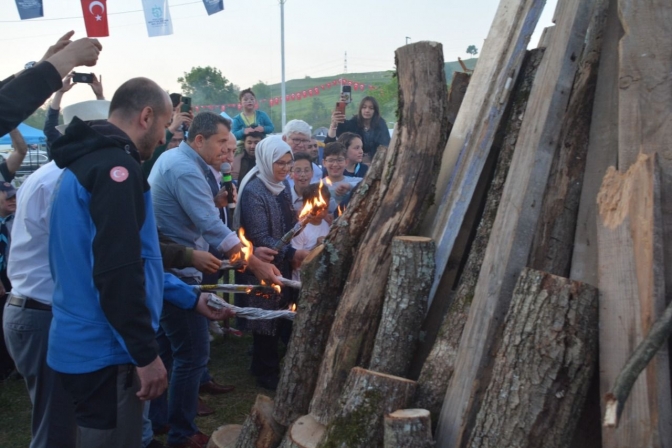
[466,45,479,57]
[309,98,330,128]
[372,72,398,119]
[23,106,53,130]
[251,80,271,100]
[178,66,238,106]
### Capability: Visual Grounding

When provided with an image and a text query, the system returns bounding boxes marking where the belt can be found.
[8,294,52,311]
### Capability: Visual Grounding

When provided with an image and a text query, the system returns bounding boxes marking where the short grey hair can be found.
[187,112,231,142]
[283,119,311,139]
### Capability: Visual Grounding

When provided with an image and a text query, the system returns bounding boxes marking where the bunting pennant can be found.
[142,0,173,37]
[15,0,43,20]
[80,0,109,37]
[202,0,224,15]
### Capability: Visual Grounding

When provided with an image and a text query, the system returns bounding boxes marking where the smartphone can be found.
[72,72,94,83]
[181,97,192,113]
[336,101,346,115]
[341,85,352,104]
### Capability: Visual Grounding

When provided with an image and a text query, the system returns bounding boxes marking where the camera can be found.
[72,72,94,84]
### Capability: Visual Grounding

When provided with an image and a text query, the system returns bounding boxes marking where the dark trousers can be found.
[0,294,16,378]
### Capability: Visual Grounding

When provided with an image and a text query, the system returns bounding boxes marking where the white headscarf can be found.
[233,136,293,229]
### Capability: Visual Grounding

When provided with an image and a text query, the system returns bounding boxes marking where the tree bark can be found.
[309,41,450,426]
[318,367,417,448]
[383,409,434,448]
[369,236,435,377]
[235,395,285,448]
[528,0,609,277]
[466,268,598,448]
[208,425,243,448]
[273,143,390,426]
[436,0,595,443]
[596,153,672,446]
[278,415,325,448]
[414,47,545,419]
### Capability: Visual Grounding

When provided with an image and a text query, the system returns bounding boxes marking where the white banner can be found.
[142,0,173,37]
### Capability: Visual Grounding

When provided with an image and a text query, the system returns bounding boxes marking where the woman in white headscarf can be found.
[234,136,309,391]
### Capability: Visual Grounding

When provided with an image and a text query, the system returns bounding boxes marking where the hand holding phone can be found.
[72,72,94,84]
[181,97,192,113]
[341,85,352,104]
[336,101,346,115]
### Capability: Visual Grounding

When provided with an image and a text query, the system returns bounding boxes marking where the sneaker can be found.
[167,431,210,448]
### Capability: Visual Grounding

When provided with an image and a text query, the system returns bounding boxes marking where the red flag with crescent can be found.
[81,0,109,37]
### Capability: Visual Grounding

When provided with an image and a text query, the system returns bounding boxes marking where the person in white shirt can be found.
[290,183,331,281]
[323,142,362,213]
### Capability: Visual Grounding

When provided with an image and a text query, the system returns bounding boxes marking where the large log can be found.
[369,236,435,377]
[436,0,596,444]
[279,415,325,448]
[596,153,672,446]
[273,142,390,426]
[413,47,546,416]
[418,0,546,312]
[318,368,416,448]
[528,0,609,277]
[208,425,243,448]
[467,268,598,448]
[235,395,284,448]
[309,41,449,425]
[383,409,434,448]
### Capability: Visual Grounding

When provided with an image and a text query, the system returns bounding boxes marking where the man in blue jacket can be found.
[47,77,220,447]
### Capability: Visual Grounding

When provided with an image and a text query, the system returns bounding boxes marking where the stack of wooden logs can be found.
[208,0,672,445]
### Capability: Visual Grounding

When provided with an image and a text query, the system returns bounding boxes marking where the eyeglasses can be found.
[292,168,312,175]
[274,160,294,169]
[324,157,346,164]
[290,137,311,146]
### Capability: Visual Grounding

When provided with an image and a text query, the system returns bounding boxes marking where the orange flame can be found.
[337,205,344,217]
[299,179,328,220]
[238,228,254,263]
[290,303,297,312]
[261,280,282,294]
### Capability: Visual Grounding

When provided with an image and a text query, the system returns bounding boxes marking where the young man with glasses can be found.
[289,153,315,213]
[323,142,361,213]
[282,119,323,183]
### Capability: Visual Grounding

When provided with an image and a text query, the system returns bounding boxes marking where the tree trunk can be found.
[235,395,285,448]
[273,143,391,426]
[383,409,434,448]
[309,41,450,426]
[369,236,435,377]
[318,368,417,448]
[596,153,672,446]
[436,0,595,443]
[414,47,545,419]
[466,268,598,448]
[278,415,325,448]
[208,425,243,448]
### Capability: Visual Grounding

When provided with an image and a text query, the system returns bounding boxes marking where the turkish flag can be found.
[81,0,109,37]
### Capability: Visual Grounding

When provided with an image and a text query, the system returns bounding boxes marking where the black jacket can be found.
[324,115,391,157]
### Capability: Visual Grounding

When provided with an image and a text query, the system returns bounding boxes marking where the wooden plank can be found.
[418,0,546,309]
[537,25,555,48]
[434,0,596,444]
[596,153,672,447]
[528,0,610,277]
[569,0,621,287]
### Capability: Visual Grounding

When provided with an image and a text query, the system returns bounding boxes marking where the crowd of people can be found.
[0,32,391,448]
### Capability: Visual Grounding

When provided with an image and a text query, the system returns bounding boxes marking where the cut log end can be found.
[279,414,325,448]
[603,394,618,428]
[235,395,285,448]
[384,408,434,448]
[208,425,243,448]
[388,408,430,419]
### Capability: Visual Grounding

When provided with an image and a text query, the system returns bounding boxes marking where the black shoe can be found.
[256,375,279,391]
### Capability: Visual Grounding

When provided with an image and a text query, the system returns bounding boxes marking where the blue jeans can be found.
[150,298,209,445]
[3,300,76,448]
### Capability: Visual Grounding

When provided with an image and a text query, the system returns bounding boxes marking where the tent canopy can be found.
[0,122,46,145]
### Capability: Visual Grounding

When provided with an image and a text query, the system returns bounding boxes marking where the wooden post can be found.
[436,0,596,444]
[309,41,450,426]
[235,395,285,448]
[208,425,242,448]
[369,236,435,377]
[528,0,609,277]
[596,153,672,446]
[319,368,416,448]
[272,142,390,426]
[467,268,598,448]
[278,415,325,448]
[383,409,434,448]
[414,48,546,417]
[418,0,546,309]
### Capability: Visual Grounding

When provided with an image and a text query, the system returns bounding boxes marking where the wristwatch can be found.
[24,61,37,70]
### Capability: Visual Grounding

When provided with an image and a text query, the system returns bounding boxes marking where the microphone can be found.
[220,163,236,209]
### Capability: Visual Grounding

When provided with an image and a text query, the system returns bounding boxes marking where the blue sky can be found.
[0,0,556,107]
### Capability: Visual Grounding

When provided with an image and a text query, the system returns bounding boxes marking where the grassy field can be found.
[0,332,275,447]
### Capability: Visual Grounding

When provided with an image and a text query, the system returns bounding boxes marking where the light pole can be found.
[280,0,287,129]
[406,36,411,45]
